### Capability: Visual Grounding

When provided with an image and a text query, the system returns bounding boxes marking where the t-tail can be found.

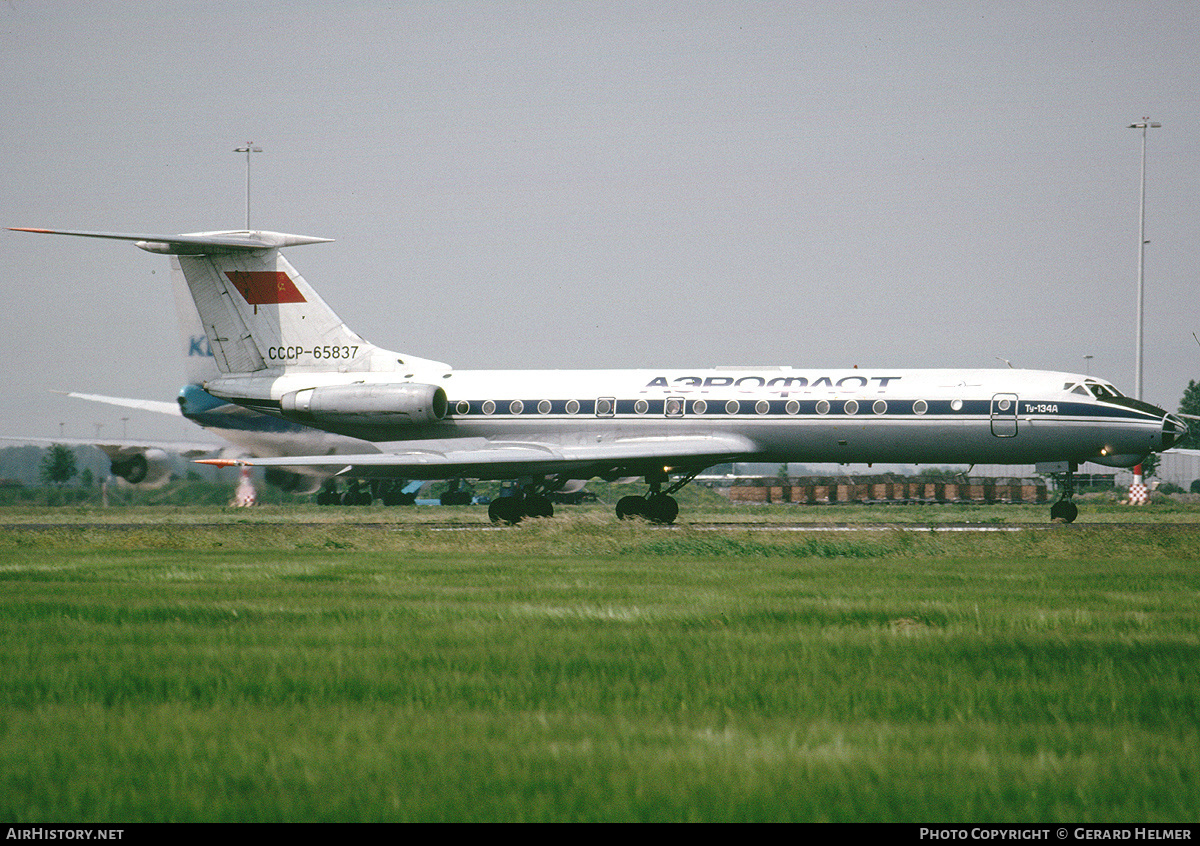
[11,228,448,377]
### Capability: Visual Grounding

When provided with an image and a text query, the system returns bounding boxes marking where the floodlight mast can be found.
[1127,119,1160,402]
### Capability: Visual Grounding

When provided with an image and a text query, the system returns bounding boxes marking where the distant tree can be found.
[80,467,94,489]
[1178,379,1200,451]
[39,444,77,487]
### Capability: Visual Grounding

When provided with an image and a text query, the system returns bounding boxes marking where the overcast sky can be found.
[1,0,1197,443]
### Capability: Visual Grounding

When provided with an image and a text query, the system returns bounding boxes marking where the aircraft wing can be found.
[198,433,757,480]
[0,434,220,459]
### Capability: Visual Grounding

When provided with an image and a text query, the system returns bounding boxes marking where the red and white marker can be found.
[232,466,257,507]
[1128,463,1148,505]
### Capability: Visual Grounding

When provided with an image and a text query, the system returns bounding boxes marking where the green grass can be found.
[2,486,1199,525]
[0,509,1198,821]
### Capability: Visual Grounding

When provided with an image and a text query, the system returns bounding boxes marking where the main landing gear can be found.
[315,479,418,506]
[615,469,701,525]
[487,478,558,525]
[316,479,375,506]
[487,470,700,526]
[1049,463,1079,524]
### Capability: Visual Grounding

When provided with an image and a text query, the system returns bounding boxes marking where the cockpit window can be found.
[1084,380,1123,401]
[1068,384,1089,396]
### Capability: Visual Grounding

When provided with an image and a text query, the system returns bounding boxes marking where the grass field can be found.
[1,503,1198,822]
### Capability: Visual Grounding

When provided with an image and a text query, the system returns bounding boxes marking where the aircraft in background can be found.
[12,226,1187,524]
[0,425,215,489]
[46,385,414,502]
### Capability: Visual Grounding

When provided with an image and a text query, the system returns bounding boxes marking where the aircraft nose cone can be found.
[1162,413,1187,451]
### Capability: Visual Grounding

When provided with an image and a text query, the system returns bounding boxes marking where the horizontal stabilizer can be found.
[12,223,445,377]
[11,228,332,255]
[56,390,183,417]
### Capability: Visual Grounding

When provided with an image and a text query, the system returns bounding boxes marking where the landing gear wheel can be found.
[616,495,647,520]
[1047,463,1080,524]
[523,494,554,518]
[342,482,373,506]
[645,494,679,525]
[382,481,416,506]
[1050,499,1078,523]
[488,497,523,525]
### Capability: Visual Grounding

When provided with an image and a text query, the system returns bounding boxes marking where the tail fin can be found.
[12,228,448,376]
[172,259,221,385]
[172,244,376,374]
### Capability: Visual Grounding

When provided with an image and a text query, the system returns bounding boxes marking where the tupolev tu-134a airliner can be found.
[12,227,1187,524]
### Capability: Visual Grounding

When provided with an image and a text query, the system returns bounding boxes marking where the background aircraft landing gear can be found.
[381,480,419,506]
[316,480,340,506]
[321,479,420,506]
[439,479,475,505]
[341,479,373,506]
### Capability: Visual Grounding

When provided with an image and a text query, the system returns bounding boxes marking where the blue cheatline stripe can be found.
[444,397,1160,421]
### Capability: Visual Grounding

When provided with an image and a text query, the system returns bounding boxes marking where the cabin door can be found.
[990,394,1019,438]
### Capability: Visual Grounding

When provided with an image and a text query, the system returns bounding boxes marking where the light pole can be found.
[233,143,263,230]
[1128,119,1160,401]
[1083,354,1093,376]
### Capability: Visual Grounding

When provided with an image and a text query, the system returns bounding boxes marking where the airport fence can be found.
[716,477,1049,504]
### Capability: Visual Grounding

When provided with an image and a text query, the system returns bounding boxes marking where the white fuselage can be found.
[206,366,1176,479]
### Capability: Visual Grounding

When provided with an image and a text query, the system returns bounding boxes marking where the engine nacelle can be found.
[279,383,448,428]
[109,448,171,488]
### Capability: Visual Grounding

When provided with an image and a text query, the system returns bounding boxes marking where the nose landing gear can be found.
[1049,462,1079,523]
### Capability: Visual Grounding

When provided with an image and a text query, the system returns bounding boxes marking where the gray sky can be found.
[2,0,1197,443]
